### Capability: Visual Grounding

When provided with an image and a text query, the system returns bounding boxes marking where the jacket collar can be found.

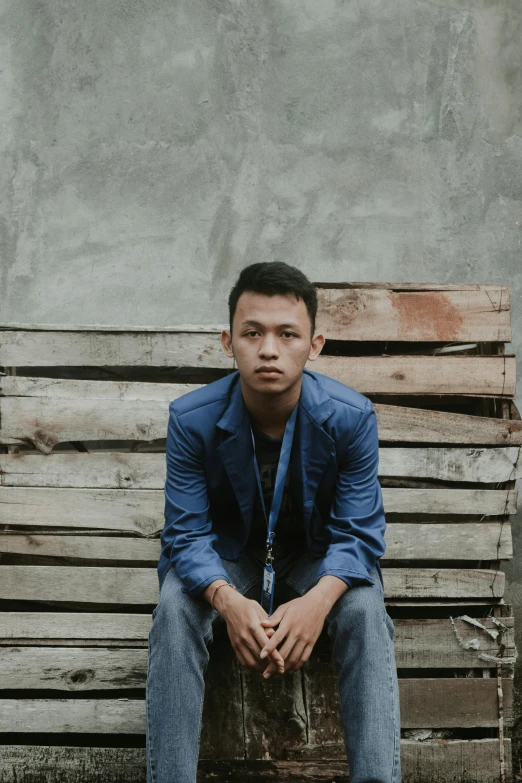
[216,369,335,434]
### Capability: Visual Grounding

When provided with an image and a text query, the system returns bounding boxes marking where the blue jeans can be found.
[146,549,402,783]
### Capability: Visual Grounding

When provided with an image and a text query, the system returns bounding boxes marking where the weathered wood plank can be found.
[0,647,149,690]
[0,567,505,604]
[0,741,512,783]
[0,522,512,563]
[0,612,151,643]
[0,331,233,368]
[1,355,516,402]
[315,286,511,342]
[2,393,521,451]
[0,615,514,669]
[2,447,521,487]
[311,355,516,397]
[0,487,516,535]
[0,288,511,368]
[0,679,512,734]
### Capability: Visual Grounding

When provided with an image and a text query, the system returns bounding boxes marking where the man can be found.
[146,262,402,783]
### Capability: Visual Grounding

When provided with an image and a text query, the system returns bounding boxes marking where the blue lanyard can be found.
[250,404,298,561]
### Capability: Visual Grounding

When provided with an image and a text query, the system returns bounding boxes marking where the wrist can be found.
[213,583,241,615]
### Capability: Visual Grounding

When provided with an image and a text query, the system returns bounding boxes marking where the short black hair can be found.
[228,262,317,336]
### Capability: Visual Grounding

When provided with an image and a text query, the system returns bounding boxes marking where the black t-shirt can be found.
[246,416,306,561]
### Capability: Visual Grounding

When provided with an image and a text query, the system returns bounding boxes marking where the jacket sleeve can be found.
[317,398,387,589]
[161,402,232,597]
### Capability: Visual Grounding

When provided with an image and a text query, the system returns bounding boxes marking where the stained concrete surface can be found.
[0,0,521,770]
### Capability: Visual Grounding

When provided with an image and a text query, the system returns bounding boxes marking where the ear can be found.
[221,329,234,358]
[308,332,325,361]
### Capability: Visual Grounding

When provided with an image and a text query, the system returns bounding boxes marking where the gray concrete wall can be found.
[1,0,521,762]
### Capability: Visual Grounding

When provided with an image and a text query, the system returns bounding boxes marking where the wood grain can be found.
[0,522,512,563]
[0,741,511,783]
[0,487,516,535]
[0,566,505,604]
[0,615,513,669]
[2,447,520,487]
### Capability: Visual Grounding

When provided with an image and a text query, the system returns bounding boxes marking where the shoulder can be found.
[169,372,237,420]
[305,369,370,414]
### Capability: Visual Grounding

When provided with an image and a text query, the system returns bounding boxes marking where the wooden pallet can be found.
[0,282,518,782]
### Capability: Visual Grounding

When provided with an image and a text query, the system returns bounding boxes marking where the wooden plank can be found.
[0,680,512,733]
[316,286,511,342]
[0,567,505,604]
[2,447,521,487]
[0,292,510,367]
[0,615,513,669]
[0,522,512,563]
[312,355,516,397]
[1,355,516,400]
[0,487,516,534]
[0,488,164,535]
[2,395,521,451]
[374,403,522,445]
[0,612,151,643]
[0,741,512,783]
[0,331,232,368]
[0,647,148,690]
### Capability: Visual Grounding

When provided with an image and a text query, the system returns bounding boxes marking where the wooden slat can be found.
[312,355,516,397]
[0,615,513,669]
[0,679,509,733]
[0,566,505,604]
[0,647,148,690]
[2,447,521,487]
[0,522,512,562]
[0,487,516,535]
[1,355,516,401]
[2,394,521,452]
[315,286,511,342]
[0,613,151,643]
[0,331,232,368]
[0,740,512,783]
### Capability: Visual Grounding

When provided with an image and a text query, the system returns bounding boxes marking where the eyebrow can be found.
[240,320,301,330]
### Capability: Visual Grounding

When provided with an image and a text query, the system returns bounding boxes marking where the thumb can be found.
[261,608,285,627]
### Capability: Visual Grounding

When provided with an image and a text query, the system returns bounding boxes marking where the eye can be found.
[281,331,297,338]
[244,330,260,337]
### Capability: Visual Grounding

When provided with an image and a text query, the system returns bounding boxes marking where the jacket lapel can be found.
[295,371,336,526]
[217,375,257,528]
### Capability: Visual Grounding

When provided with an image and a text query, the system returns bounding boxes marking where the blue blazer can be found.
[159,369,387,596]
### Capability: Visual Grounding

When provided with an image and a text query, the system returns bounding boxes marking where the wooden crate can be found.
[0,282,519,782]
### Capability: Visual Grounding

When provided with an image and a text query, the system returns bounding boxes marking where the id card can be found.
[261,564,276,615]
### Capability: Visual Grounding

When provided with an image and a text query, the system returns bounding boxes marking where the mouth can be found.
[256,367,283,378]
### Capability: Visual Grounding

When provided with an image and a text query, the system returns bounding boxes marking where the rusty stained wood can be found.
[0,740,512,783]
[2,447,521,487]
[315,286,511,342]
[2,396,522,452]
[0,566,505,604]
[0,522,512,563]
[0,616,514,669]
[0,487,516,536]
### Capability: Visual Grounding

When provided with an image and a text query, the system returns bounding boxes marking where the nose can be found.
[258,333,279,359]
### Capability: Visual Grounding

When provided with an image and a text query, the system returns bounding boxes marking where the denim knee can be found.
[328,584,388,639]
[151,566,215,645]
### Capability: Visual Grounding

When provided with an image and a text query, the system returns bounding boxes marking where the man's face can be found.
[221,291,325,395]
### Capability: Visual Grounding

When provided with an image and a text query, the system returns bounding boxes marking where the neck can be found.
[241,375,302,439]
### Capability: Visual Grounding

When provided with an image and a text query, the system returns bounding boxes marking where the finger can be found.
[260,608,285,628]
[284,640,308,673]
[238,643,264,672]
[259,625,288,659]
[263,658,284,679]
[251,626,284,665]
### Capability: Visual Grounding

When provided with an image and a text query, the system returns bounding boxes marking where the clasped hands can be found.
[210,582,338,679]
